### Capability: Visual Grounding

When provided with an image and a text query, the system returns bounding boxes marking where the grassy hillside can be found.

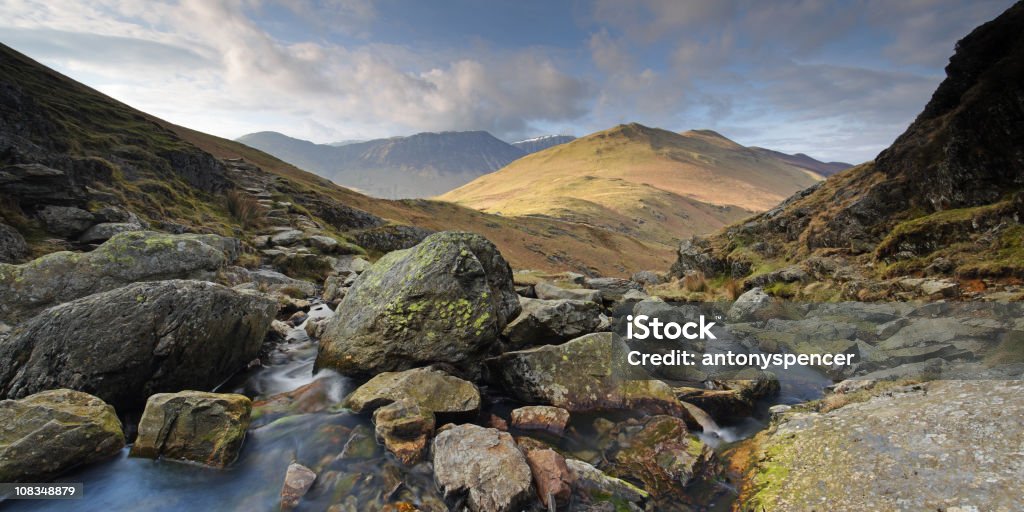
[0,43,671,277]
[439,123,822,245]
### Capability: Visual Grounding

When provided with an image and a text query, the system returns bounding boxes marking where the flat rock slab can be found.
[742,380,1024,510]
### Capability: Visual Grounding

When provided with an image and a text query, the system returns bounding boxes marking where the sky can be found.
[0,0,1015,163]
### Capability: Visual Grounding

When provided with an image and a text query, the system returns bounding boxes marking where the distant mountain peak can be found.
[511,134,575,154]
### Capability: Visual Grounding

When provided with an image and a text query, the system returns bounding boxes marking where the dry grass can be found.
[682,271,708,292]
[225,190,264,229]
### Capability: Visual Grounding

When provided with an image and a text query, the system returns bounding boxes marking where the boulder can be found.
[432,424,533,512]
[38,205,94,236]
[607,415,715,498]
[342,367,480,422]
[0,389,124,482]
[727,287,772,322]
[524,448,573,508]
[280,463,317,510]
[271,229,305,246]
[631,270,665,286]
[0,230,241,324]
[502,297,602,348]
[307,234,340,252]
[534,281,602,304]
[565,458,649,510]
[317,231,520,376]
[78,222,144,244]
[352,224,433,253]
[372,399,435,464]
[131,391,251,467]
[0,223,28,263]
[510,405,570,435]
[488,332,685,416]
[0,280,277,410]
[242,269,317,297]
[583,277,644,301]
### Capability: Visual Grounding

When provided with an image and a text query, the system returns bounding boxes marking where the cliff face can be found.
[670,2,1024,293]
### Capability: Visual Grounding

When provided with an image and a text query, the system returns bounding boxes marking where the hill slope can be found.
[440,124,824,245]
[749,147,851,176]
[669,1,1024,299]
[511,135,576,154]
[0,42,670,276]
[236,130,526,199]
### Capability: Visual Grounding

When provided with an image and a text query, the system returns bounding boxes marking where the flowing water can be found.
[5,309,832,512]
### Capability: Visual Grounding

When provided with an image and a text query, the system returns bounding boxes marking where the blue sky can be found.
[0,0,1014,163]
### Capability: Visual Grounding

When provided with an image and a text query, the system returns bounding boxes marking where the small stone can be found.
[373,399,435,464]
[510,405,570,435]
[280,463,317,510]
[525,449,573,508]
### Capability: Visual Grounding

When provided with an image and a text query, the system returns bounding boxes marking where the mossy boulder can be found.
[317,231,520,376]
[607,415,715,499]
[0,280,277,410]
[0,389,124,482]
[487,332,687,417]
[130,391,251,467]
[0,230,240,323]
[565,458,650,510]
[342,366,480,422]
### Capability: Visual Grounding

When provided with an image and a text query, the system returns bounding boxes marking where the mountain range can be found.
[511,135,577,154]
[237,130,530,199]
[440,124,829,245]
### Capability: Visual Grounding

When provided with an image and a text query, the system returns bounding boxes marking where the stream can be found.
[6,307,832,512]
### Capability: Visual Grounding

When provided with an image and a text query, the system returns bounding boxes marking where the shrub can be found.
[226,190,264,229]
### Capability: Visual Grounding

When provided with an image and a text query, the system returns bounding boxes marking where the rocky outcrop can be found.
[502,297,602,348]
[130,391,252,467]
[0,280,277,410]
[0,389,124,482]
[582,277,643,301]
[739,381,1024,511]
[317,231,520,376]
[342,366,480,422]
[0,230,241,323]
[432,424,533,512]
[352,224,433,253]
[488,332,685,416]
[0,223,27,263]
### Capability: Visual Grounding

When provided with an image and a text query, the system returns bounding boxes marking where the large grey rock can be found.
[488,332,685,416]
[78,222,144,244]
[742,381,1024,510]
[502,297,602,348]
[727,287,772,321]
[583,277,643,301]
[0,389,124,482]
[342,366,480,421]
[534,281,602,303]
[317,231,520,376]
[432,424,533,512]
[130,391,251,467]
[0,223,28,263]
[38,205,94,236]
[0,280,277,410]
[0,230,241,324]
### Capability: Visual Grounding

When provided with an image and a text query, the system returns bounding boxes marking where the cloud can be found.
[0,0,592,142]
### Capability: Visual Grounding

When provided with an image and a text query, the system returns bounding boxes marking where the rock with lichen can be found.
[317,231,520,376]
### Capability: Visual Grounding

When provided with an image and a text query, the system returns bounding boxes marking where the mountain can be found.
[749,147,851,176]
[439,124,824,245]
[511,134,576,154]
[669,1,1024,299]
[0,42,671,276]
[236,130,526,199]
